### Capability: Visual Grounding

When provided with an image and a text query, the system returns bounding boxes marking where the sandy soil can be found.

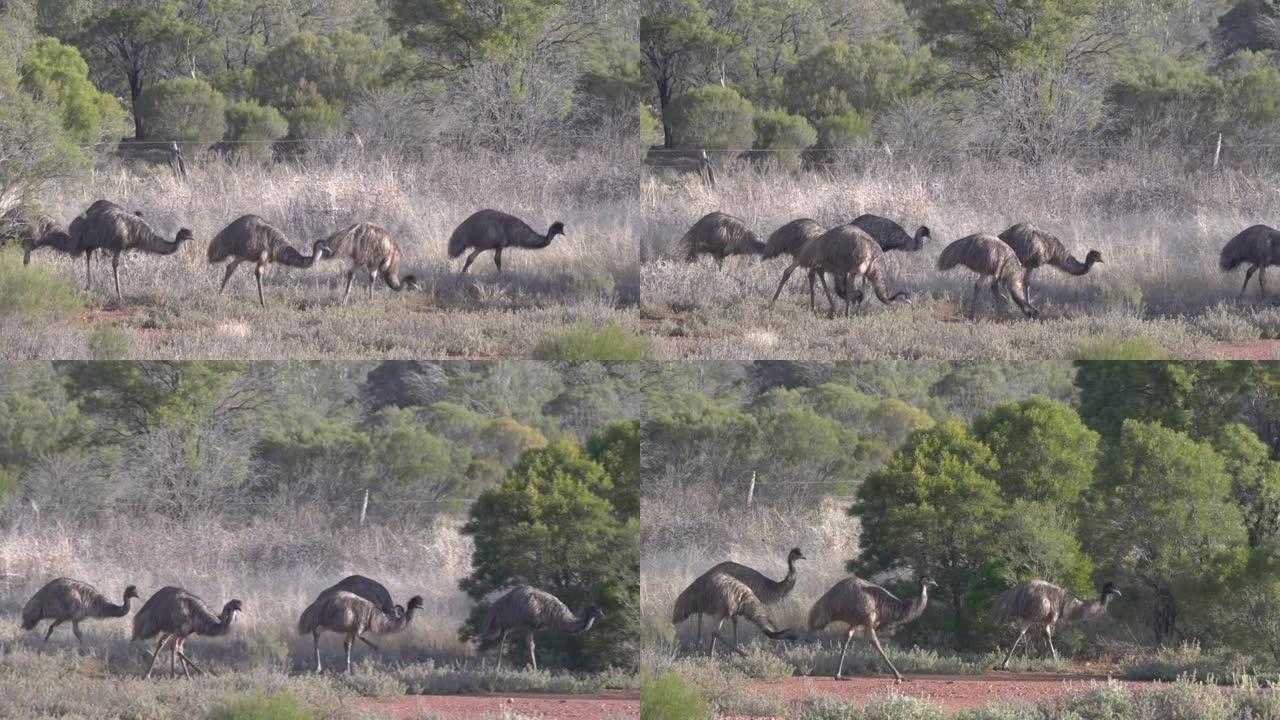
[361,690,639,719]
[724,672,1164,716]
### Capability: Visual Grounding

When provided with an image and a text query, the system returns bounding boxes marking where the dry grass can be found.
[5,149,639,359]
[640,158,1280,359]
[0,509,631,718]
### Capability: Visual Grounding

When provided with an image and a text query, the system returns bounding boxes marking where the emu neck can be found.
[1060,254,1095,276]
[108,594,133,618]
[572,614,597,634]
[901,584,930,624]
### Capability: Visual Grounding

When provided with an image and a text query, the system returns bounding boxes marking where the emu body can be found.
[671,570,795,656]
[1220,225,1280,300]
[21,578,138,645]
[808,576,936,682]
[131,586,242,679]
[937,234,1038,319]
[321,222,420,302]
[481,585,603,670]
[851,214,930,253]
[679,212,766,267]
[771,224,910,317]
[990,580,1119,669]
[69,200,192,299]
[206,214,330,308]
[998,223,1101,301]
[448,209,564,275]
[298,590,422,673]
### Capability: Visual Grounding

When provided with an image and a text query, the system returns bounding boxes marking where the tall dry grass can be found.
[640,158,1280,359]
[6,149,639,359]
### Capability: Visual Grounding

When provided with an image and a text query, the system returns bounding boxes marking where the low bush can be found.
[532,323,654,360]
[207,690,314,720]
[0,247,83,322]
[641,671,708,720]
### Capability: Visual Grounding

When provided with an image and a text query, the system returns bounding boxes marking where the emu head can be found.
[403,274,422,291]
[313,239,333,258]
[1100,582,1121,601]
[915,225,932,248]
[585,605,606,621]
[548,221,566,240]
[788,548,806,563]
[175,228,194,244]
[221,599,244,622]
[920,577,939,590]
[1085,249,1103,265]
[123,585,140,601]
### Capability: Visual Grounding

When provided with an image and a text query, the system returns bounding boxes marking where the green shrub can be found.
[815,111,874,148]
[207,690,314,720]
[287,100,344,141]
[797,696,863,720]
[641,103,663,147]
[864,694,945,720]
[20,37,126,147]
[667,85,755,150]
[87,324,130,360]
[224,100,288,162]
[0,247,83,322]
[1072,334,1165,360]
[753,109,817,169]
[136,77,227,145]
[641,671,708,720]
[532,323,655,360]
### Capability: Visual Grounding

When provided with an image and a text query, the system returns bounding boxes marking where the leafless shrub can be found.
[976,66,1105,163]
[348,86,440,162]
[875,97,975,168]
[436,56,575,154]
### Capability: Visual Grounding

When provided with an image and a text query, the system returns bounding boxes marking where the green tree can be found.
[587,420,640,519]
[753,109,816,169]
[251,407,373,501]
[972,396,1099,506]
[1105,53,1225,142]
[136,77,228,145]
[223,100,288,161]
[666,84,755,149]
[781,40,934,120]
[365,407,473,508]
[58,361,242,440]
[641,0,736,146]
[1086,420,1247,644]
[1212,423,1280,550]
[851,420,1004,643]
[390,0,562,68]
[813,111,873,149]
[20,37,126,147]
[0,42,86,201]
[460,437,636,669]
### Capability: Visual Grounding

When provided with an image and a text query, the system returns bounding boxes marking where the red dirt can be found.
[1204,340,1280,359]
[361,690,639,719]
[724,672,1170,717]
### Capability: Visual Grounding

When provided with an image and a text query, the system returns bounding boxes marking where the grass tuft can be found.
[640,671,708,720]
[0,247,83,323]
[532,322,654,360]
[207,690,315,720]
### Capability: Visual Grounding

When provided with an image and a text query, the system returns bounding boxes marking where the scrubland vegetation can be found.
[640,361,1280,716]
[0,361,638,718]
[640,0,1280,359]
[0,0,643,360]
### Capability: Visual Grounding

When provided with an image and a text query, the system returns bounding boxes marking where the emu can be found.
[770,224,910,318]
[851,214,931,253]
[448,209,564,275]
[298,590,423,673]
[321,222,420,302]
[990,580,1120,669]
[1220,225,1280,300]
[671,571,795,656]
[206,214,331,308]
[21,578,139,645]
[763,219,825,260]
[1,206,76,269]
[808,576,937,682]
[998,223,1102,301]
[68,200,192,299]
[681,548,805,647]
[481,585,603,670]
[131,586,242,679]
[323,575,399,618]
[678,212,766,267]
[937,234,1039,319]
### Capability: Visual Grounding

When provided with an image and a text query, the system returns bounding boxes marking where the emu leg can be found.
[732,617,738,648]
[1024,268,1034,303]
[696,614,702,650]
[143,634,171,679]
[835,629,856,680]
[72,621,83,647]
[368,271,376,299]
[170,635,178,678]
[1261,267,1268,300]
[84,252,93,290]
[460,248,483,275]
[868,626,904,682]
[176,645,208,677]
[817,271,838,318]
[359,636,379,651]
[1045,625,1058,663]
[218,260,241,294]
[110,252,122,300]
[808,271,816,313]
[769,264,801,309]
[970,278,984,319]
[343,270,356,304]
[43,619,63,642]
[1000,627,1029,669]
[497,630,507,670]
[710,618,747,657]
[344,635,353,674]
[177,638,191,680]
[991,279,1006,316]
[314,631,323,673]
[527,632,537,671]
[494,247,503,274]
[254,263,266,308]
[1242,266,1259,298]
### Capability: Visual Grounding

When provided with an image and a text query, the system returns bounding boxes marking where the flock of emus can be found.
[680,211,1280,319]
[18,575,602,678]
[672,548,1120,682]
[1,202,566,307]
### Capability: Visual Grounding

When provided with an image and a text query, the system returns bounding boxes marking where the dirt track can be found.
[361,690,639,719]
[725,672,1166,716]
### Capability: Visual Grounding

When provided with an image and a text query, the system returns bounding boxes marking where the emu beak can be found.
[1112,589,1121,597]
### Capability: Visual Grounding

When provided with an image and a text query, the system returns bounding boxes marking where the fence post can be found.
[359,488,369,527]
[1213,133,1223,170]
[745,471,756,509]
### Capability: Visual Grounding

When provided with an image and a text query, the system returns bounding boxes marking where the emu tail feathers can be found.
[671,584,699,625]
[447,227,468,259]
[937,240,965,271]
[297,598,323,635]
[1220,235,1249,271]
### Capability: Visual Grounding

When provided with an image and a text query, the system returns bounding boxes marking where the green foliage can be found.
[972,396,1099,505]
[641,103,662,146]
[20,37,125,147]
[390,0,561,67]
[918,0,1100,78]
[461,437,638,670]
[87,324,130,360]
[252,31,405,118]
[814,111,874,148]
[136,77,227,145]
[666,85,756,150]
[0,247,83,323]
[59,361,241,438]
[782,41,934,120]
[1072,334,1164,360]
[1212,423,1280,549]
[753,109,816,168]
[588,420,640,518]
[206,690,314,720]
[223,100,288,161]
[1106,53,1225,141]
[532,324,655,361]
[640,671,709,720]
[0,49,86,200]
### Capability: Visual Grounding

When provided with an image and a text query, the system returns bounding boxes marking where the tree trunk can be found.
[129,68,145,140]
[658,76,674,148]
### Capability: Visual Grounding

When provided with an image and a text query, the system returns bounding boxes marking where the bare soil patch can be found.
[362,690,639,719]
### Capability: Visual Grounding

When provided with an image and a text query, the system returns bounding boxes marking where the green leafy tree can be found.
[0,43,86,201]
[972,396,1099,506]
[1086,420,1247,644]
[1213,423,1280,549]
[782,40,935,120]
[223,100,288,161]
[460,437,637,670]
[587,420,640,518]
[666,84,755,149]
[20,37,126,147]
[753,109,816,169]
[851,420,1004,643]
[813,111,873,149]
[136,77,227,145]
[641,0,736,146]
[390,0,562,68]
[58,361,242,441]
[1105,53,1225,142]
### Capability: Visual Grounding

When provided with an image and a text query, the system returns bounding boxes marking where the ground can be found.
[363,690,639,719]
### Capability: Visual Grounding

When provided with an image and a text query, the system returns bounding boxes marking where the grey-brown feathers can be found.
[938,234,1037,316]
[990,580,1117,627]
[1221,225,1280,272]
[2,206,76,264]
[21,578,137,629]
[797,225,909,305]
[808,576,931,632]
[679,212,766,262]
[299,590,420,637]
[323,222,418,290]
[71,201,190,256]
[851,214,930,253]
[673,571,785,635]
[764,219,824,259]
[207,215,326,268]
[999,223,1100,276]
[324,575,396,618]
[448,209,563,258]
[132,586,242,641]
[484,585,601,638]
[708,548,804,606]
